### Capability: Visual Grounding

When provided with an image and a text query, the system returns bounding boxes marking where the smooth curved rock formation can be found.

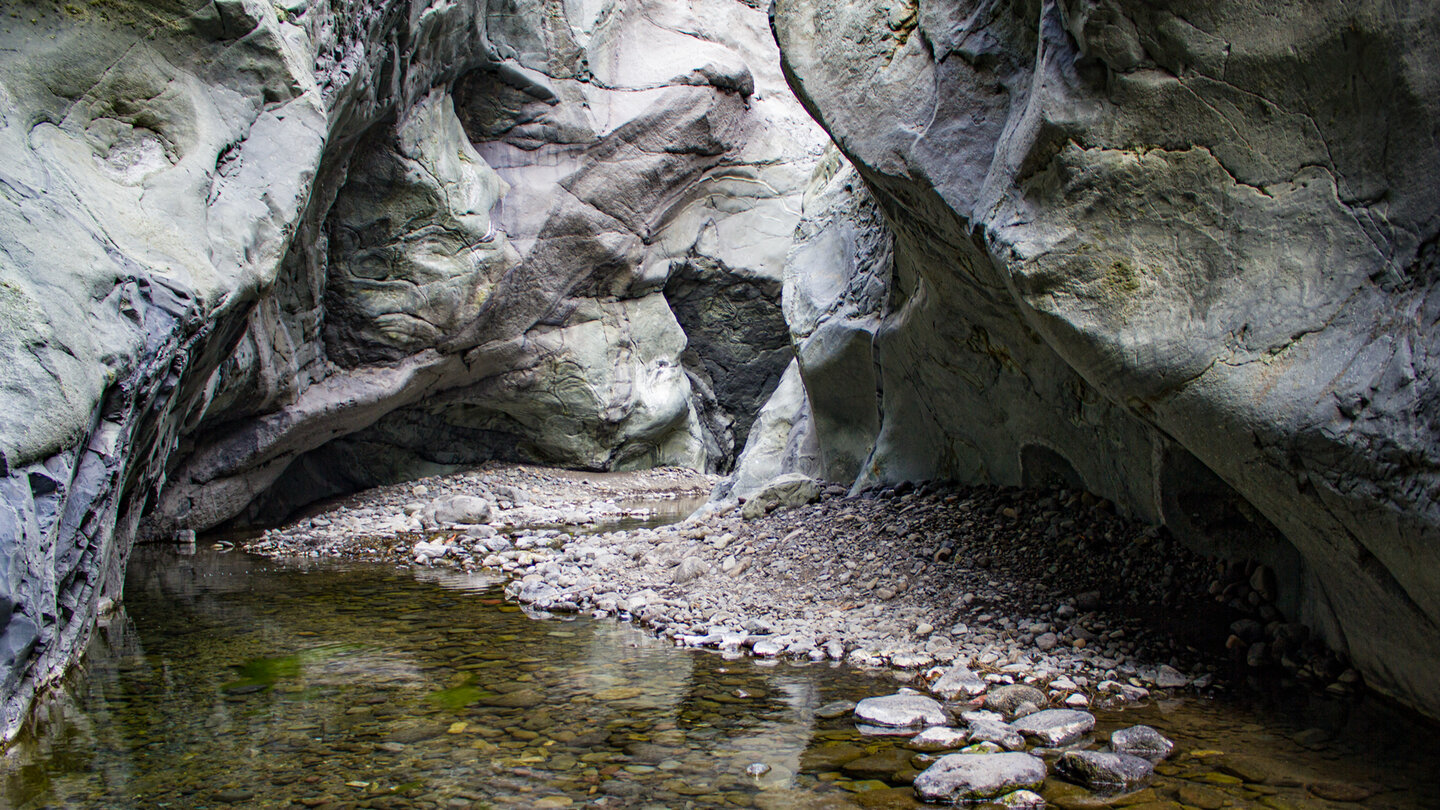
[0,0,829,742]
[771,0,1440,716]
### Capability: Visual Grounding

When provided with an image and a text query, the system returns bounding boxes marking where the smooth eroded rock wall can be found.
[772,0,1440,717]
[0,0,829,741]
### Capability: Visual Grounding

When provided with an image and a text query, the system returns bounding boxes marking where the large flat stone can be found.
[912,753,1047,803]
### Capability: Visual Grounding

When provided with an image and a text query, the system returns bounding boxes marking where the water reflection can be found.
[4,548,1438,809]
[0,548,878,809]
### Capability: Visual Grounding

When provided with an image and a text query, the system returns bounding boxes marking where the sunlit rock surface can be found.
[771,0,1440,716]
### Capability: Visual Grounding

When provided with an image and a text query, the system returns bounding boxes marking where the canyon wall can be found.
[2,0,1439,740]
[770,0,1440,718]
[0,0,828,742]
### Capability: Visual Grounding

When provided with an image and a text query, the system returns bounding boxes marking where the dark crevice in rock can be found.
[664,257,791,474]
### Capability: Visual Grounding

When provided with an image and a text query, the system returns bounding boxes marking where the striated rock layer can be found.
[769,0,1440,717]
[0,0,828,741]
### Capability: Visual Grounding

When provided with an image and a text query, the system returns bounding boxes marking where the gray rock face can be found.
[1011,709,1096,747]
[719,361,824,504]
[323,89,520,366]
[721,154,893,501]
[853,693,949,728]
[739,473,821,519]
[428,496,492,527]
[913,752,1047,804]
[771,0,1440,718]
[0,0,831,743]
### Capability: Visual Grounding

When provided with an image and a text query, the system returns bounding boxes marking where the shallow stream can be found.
[3,546,1437,809]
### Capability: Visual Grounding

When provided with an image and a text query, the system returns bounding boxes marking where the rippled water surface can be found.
[3,547,1437,809]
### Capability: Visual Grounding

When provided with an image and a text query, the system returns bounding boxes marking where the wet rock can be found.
[996,789,1046,809]
[855,693,949,728]
[908,726,969,752]
[854,786,925,808]
[1057,750,1155,790]
[1306,781,1379,802]
[752,637,785,657]
[912,753,1047,804]
[817,700,857,719]
[1011,708,1096,747]
[843,747,916,780]
[1153,665,1189,689]
[1216,754,1302,786]
[412,540,452,561]
[801,743,867,771]
[961,711,1025,752]
[1111,725,1174,762]
[1177,783,1229,810]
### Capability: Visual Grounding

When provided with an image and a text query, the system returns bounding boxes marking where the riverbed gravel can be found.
[238,464,1281,702]
[229,463,1404,806]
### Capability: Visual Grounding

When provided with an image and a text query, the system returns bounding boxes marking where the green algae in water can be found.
[3,547,1439,809]
[220,654,302,694]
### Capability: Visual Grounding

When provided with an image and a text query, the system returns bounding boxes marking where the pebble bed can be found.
[245,464,1359,706]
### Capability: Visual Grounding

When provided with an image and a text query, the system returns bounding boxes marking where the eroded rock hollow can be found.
[0,0,1437,741]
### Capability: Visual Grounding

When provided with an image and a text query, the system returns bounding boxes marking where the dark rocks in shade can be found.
[1110,725,1175,762]
[1057,750,1155,791]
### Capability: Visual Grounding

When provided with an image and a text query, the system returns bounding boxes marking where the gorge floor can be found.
[207,463,1440,809]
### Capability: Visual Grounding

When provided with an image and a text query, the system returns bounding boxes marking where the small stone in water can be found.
[909,726,970,752]
[996,789,1045,808]
[1111,725,1174,762]
[746,763,772,777]
[1307,781,1379,802]
[816,700,856,719]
